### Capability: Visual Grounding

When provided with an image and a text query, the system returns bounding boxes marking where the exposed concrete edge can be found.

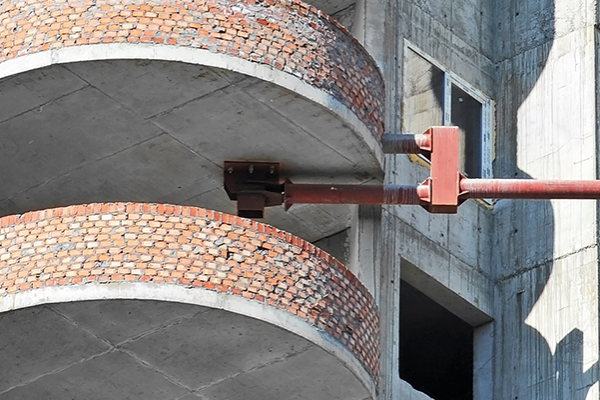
[399,379,434,400]
[0,282,377,398]
[0,44,384,167]
[401,258,493,327]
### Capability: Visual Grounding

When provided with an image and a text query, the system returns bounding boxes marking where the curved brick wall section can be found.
[0,203,379,381]
[0,0,384,138]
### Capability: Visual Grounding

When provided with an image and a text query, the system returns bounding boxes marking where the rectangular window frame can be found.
[403,41,494,179]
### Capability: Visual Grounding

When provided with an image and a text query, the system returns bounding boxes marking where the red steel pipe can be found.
[381,134,431,154]
[284,179,600,208]
[284,183,426,206]
[460,179,600,199]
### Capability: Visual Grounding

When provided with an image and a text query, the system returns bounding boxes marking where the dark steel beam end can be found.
[224,161,284,218]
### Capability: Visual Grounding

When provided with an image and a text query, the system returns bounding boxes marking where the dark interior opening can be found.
[451,85,483,178]
[399,280,474,400]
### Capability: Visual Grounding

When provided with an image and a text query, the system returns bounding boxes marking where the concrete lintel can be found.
[401,259,493,327]
[0,282,376,398]
[0,44,384,168]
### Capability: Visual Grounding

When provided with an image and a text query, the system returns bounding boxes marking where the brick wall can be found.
[0,202,380,382]
[0,0,384,138]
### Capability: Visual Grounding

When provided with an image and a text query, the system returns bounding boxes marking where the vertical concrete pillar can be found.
[348,205,382,298]
[378,192,403,399]
[377,0,403,396]
[353,0,388,69]
[473,322,494,399]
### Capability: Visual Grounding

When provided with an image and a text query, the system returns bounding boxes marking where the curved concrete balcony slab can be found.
[0,203,379,397]
[0,300,371,399]
[0,0,384,241]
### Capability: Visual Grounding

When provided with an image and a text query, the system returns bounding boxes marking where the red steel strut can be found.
[224,127,600,217]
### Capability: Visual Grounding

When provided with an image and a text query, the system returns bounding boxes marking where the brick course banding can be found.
[0,202,379,382]
[0,0,384,139]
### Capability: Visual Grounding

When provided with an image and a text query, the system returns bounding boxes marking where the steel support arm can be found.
[283,184,425,207]
[224,127,600,216]
[282,180,600,208]
[459,179,600,199]
[381,133,431,154]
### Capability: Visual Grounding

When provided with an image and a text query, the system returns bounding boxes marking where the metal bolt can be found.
[228,167,233,174]
[249,165,254,173]
[269,165,275,174]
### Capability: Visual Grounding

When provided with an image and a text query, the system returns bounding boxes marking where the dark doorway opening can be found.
[399,280,474,400]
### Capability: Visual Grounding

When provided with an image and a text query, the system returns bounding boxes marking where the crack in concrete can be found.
[0,131,165,209]
[493,24,591,65]
[0,71,90,126]
[495,243,598,283]
[145,82,241,121]
[0,80,92,206]
[52,64,225,191]
[159,131,222,169]
[243,80,371,171]
[61,59,249,126]
[44,302,214,397]
[119,347,196,393]
[47,303,114,347]
[192,342,314,392]
[0,345,114,396]
[1,302,365,399]
[47,301,210,348]
[113,307,211,347]
[173,393,205,400]
[0,66,185,209]
[330,3,355,18]
[141,79,252,173]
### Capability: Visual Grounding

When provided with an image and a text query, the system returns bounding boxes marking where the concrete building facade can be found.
[0,0,599,399]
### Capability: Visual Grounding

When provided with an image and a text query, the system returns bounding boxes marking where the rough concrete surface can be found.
[387,1,600,400]
[0,59,383,242]
[0,300,371,400]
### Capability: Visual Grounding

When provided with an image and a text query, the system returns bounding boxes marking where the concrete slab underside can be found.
[0,59,383,242]
[0,299,371,400]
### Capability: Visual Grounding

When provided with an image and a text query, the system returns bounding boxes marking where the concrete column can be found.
[378,183,403,400]
[377,0,403,396]
[348,205,382,299]
[353,0,388,69]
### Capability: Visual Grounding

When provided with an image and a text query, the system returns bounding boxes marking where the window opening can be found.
[451,84,483,177]
[403,44,493,179]
[399,280,474,400]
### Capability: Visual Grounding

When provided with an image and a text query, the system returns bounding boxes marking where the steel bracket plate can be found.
[421,127,460,213]
[223,161,283,218]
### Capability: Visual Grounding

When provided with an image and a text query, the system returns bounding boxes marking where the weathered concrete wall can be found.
[384,0,600,399]
[398,0,496,95]
[492,0,599,398]
[391,0,496,315]
[378,1,497,399]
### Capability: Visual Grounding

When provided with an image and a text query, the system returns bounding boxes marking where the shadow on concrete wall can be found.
[492,0,598,397]
[420,1,599,397]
